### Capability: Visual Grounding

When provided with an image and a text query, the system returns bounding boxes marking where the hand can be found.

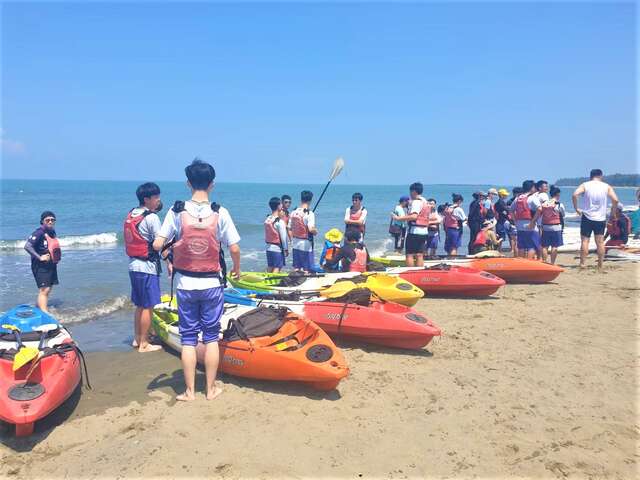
[230,268,241,280]
[40,254,51,262]
[528,221,536,230]
[575,208,583,216]
[284,249,289,257]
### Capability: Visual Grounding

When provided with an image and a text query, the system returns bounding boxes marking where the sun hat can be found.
[488,188,498,195]
[324,228,344,243]
[498,188,509,197]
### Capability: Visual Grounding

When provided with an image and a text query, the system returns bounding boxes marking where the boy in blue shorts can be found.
[154,159,241,401]
[289,190,317,272]
[264,197,288,272]
[123,182,164,352]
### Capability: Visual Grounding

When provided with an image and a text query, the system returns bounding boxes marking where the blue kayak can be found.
[0,305,60,333]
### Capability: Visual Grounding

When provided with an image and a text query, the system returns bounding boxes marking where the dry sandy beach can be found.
[1,254,637,479]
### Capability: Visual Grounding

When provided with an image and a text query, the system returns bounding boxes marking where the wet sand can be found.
[1,254,637,479]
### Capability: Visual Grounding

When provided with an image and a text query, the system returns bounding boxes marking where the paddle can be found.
[312,156,345,213]
[2,324,40,371]
[22,323,58,382]
[320,280,358,299]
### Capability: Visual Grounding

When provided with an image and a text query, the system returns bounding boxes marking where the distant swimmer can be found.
[572,168,619,270]
[264,197,289,273]
[539,185,565,265]
[123,182,164,352]
[153,159,241,401]
[289,190,318,273]
[24,211,61,313]
[344,192,367,242]
[389,196,409,253]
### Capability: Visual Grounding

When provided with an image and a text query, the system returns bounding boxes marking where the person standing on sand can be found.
[443,194,466,256]
[154,159,241,401]
[289,190,318,272]
[572,168,619,270]
[395,182,431,267]
[264,197,288,273]
[389,196,409,253]
[511,180,540,259]
[467,191,486,253]
[281,194,293,242]
[123,182,164,353]
[425,198,441,257]
[539,185,565,265]
[24,211,62,313]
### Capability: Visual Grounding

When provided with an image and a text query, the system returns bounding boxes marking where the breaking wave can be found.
[0,232,119,250]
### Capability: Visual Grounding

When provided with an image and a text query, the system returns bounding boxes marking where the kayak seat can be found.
[321,288,372,306]
[223,306,289,342]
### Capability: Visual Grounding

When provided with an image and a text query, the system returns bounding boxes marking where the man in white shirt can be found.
[572,169,619,270]
[396,182,431,267]
[289,190,318,272]
[344,192,367,242]
[154,159,241,402]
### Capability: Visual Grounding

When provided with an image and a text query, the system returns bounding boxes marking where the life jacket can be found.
[264,216,282,246]
[124,209,154,259]
[171,201,222,277]
[290,208,310,239]
[282,210,290,226]
[607,215,631,242]
[348,245,367,272]
[541,202,561,225]
[347,207,366,234]
[444,206,460,229]
[473,230,487,247]
[412,198,432,227]
[44,233,61,264]
[514,194,533,221]
[323,241,340,263]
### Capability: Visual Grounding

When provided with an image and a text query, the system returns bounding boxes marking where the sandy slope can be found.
[1,255,637,479]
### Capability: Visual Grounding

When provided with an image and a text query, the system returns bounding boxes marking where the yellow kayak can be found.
[363,273,423,306]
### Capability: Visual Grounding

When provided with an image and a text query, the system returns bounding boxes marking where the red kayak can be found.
[386,264,506,297]
[302,300,442,349]
[0,306,82,437]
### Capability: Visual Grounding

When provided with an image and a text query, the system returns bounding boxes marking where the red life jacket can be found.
[444,206,459,229]
[514,194,533,221]
[348,246,367,272]
[264,216,282,245]
[324,243,340,263]
[44,233,61,264]
[348,207,366,234]
[473,230,487,247]
[541,202,561,225]
[412,198,432,227]
[172,203,221,277]
[124,209,153,259]
[607,215,630,240]
[607,219,620,237]
[290,209,310,239]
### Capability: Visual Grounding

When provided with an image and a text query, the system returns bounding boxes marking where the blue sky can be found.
[1,2,636,185]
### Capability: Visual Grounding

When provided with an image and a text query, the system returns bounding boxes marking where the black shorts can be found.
[32,261,59,288]
[405,233,428,255]
[580,215,606,238]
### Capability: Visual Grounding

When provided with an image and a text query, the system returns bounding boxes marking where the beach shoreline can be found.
[1,254,637,479]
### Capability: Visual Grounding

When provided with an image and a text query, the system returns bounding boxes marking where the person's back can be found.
[581,180,610,222]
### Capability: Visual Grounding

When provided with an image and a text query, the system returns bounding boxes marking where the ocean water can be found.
[1,179,637,351]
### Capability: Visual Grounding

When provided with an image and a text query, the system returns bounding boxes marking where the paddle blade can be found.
[13,346,39,371]
[329,157,345,181]
[2,324,18,332]
[320,280,357,299]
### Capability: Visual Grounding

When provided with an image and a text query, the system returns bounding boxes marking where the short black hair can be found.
[352,192,363,201]
[437,204,446,214]
[409,182,423,195]
[281,194,292,203]
[185,158,216,190]
[590,168,603,179]
[269,197,281,212]
[427,198,436,203]
[301,190,313,203]
[136,182,161,205]
[522,180,535,192]
[550,185,561,197]
[40,210,56,224]
[536,180,548,190]
[512,187,523,195]
[451,193,463,203]
[345,230,361,242]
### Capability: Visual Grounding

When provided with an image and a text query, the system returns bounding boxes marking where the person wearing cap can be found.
[486,188,498,212]
[320,228,344,271]
[24,211,61,312]
[604,203,631,250]
[389,196,409,253]
[467,191,486,254]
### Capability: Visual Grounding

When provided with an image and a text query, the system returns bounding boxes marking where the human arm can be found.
[607,185,619,212]
[277,220,289,254]
[572,184,585,215]
[307,212,318,236]
[24,230,49,262]
[228,243,241,279]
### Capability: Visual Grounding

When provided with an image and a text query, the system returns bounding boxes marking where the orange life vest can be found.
[44,233,61,264]
[290,209,310,239]
[172,203,221,277]
[412,198,432,227]
[348,246,367,272]
[264,216,282,245]
[124,209,153,259]
[514,194,533,221]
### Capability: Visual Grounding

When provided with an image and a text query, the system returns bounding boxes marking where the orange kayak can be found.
[152,302,349,391]
[461,257,563,283]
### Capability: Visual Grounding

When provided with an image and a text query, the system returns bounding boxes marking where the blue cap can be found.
[399,195,410,202]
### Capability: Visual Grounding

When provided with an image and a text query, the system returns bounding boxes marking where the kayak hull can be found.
[0,339,81,437]
[390,266,505,297]
[223,290,441,350]
[152,305,349,391]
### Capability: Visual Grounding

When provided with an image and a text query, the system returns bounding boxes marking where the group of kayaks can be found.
[0,253,563,436]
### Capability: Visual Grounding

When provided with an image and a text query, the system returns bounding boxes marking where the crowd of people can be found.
[22,161,639,401]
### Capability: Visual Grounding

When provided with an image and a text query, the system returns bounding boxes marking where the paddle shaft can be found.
[312,179,333,213]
